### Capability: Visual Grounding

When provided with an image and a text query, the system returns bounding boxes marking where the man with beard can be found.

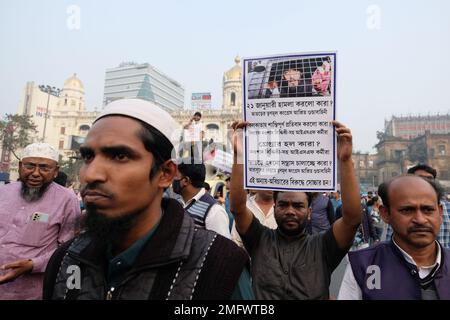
[43,99,251,300]
[230,121,361,299]
[338,175,450,300]
[0,143,81,299]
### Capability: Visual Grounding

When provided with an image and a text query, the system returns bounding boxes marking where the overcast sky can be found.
[1,0,449,153]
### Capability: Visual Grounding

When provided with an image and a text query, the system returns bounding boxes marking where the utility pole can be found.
[38,85,61,142]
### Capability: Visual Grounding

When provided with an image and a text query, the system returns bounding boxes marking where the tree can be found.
[0,114,37,160]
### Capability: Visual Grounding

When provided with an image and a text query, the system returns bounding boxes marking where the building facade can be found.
[170,56,243,146]
[384,114,450,139]
[103,62,184,112]
[16,74,98,160]
[375,114,450,191]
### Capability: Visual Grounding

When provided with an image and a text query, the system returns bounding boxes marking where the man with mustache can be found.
[385,163,450,248]
[338,175,450,299]
[0,143,81,299]
[230,120,361,299]
[43,99,251,300]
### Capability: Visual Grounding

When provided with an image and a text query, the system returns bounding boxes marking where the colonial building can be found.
[375,114,450,191]
[351,152,378,191]
[17,74,98,158]
[170,56,243,145]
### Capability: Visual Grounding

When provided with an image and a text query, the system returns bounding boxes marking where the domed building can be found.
[16,73,98,160]
[223,56,243,111]
[57,73,85,111]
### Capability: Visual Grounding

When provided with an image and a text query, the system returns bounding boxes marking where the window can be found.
[438,145,446,155]
[58,140,64,150]
[230,92,236,106]
[430,148,435,157]
[359,160,365,168]
[60,127,65,134]
[368,160,374,168]
[64,99,67,106]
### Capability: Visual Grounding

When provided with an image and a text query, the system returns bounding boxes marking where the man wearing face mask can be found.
[172,161,232,239]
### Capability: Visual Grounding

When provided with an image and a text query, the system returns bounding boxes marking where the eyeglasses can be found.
[22,162,56,173]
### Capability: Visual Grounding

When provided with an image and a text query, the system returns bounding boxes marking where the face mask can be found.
[172,178,184,195]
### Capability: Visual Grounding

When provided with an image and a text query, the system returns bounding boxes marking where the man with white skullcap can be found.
[44,99,253,300]
[0,142,81,299]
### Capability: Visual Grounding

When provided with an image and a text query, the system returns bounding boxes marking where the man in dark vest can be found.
[43,99,252,300]
[172,161,231,239]
[338,175,450,300]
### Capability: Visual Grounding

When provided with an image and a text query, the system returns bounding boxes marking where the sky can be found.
[1,0,449,153]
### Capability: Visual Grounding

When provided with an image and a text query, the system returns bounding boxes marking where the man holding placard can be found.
[230,120,361,300]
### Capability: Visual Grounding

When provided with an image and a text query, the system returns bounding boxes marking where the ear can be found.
[307,207,312,220]
[379,204,390,224]
[439,203,444,223]
[53,166,60,179]
[157,160,177,188]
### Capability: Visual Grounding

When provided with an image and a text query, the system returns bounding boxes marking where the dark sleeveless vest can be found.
[43,198,248,300]
[348,241,450,300]
[185,192,217,229]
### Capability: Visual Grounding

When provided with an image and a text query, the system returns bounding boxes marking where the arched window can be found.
[230,92,236,106]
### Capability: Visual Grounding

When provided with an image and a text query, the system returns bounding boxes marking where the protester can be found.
[43,99,252,300]
[338,175,450,299]
[0,143,81,299]
[173,161,231,239]
[230,120,361,299]
[386,163,450,248]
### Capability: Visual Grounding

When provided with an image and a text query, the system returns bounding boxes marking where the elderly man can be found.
[0,143,81,299]
[43,99,252,300]
[338,175,450,300]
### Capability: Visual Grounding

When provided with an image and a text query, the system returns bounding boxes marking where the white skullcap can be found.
[21,143,59,162]
[95,98,180,150]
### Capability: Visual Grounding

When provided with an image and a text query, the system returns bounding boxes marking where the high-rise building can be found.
[103,62,184,112]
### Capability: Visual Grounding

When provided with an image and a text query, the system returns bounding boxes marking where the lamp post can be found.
[38,85,61,142]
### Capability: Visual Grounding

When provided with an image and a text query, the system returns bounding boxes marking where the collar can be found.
[107,218,161,268]
[392,238,441,279]
[183,188,206,208]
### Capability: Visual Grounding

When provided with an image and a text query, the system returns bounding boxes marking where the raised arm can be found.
[229,121,254,235]
[331,120,361,249]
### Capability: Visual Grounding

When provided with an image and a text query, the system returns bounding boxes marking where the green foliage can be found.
[0,114,37,160]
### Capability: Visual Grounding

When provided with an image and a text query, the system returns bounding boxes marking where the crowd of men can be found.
[1,98,449,300]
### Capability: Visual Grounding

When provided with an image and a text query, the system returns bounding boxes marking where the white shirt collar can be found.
[183,188,206,208]
[392,238,441,279]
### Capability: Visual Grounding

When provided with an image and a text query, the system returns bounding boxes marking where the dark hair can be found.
[366,196,379,207]
[136,118,174,179]
[378,175,444,209]
[54,171,68,187]
[203,182,211,191]
[194,112,202,117]
[177,161,206,188]
[407,163,437,179]
[273,191,313,208]
[225,177,231,182]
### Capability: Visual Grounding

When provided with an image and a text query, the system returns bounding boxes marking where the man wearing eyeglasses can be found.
[0,143,81,299]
